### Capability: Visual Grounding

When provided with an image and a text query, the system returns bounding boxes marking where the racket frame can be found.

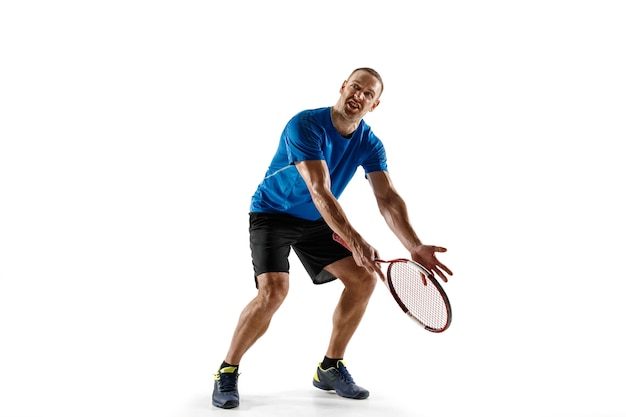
[332,233,452,332]
[383,258,452,332]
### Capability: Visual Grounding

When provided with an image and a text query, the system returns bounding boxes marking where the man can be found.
[212,68,452,409]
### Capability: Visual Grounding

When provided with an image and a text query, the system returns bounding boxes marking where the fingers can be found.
[439,263,453,276]
[356,254,384,281]
[434,268,449,283]
[359,258,385,282]
[423,260,451,284]
[428,246,453,280]
[374,264,386,282]
[434,257,453,277]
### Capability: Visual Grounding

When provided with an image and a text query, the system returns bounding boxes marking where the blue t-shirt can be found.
[250,107,387,221]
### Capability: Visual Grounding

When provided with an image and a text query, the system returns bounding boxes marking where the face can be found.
[336,70,382,121]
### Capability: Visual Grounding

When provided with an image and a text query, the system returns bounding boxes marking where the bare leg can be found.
[224,272,289,365]
[323,258,378,359]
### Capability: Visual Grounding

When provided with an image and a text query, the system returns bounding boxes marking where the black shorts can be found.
[249,212,353,286]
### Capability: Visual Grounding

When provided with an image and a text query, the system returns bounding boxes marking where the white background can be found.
[1,1,625,417]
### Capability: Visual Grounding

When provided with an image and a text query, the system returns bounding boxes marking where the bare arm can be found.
[295,160,381,273]
[367,171,453,281]
[367,171,421,249]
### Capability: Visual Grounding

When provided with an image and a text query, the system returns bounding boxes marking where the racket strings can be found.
[388,262,449,330]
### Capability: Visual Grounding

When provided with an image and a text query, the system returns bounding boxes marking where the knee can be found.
[346,270,377,297]
[260,285,289,311]
[362,271,378,294]
[266,281,289,303]
[257,273,289,309]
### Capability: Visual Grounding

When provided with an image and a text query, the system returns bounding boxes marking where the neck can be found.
[330,106,358,137]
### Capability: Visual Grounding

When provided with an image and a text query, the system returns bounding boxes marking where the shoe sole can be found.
[313,380,333,391]
[212,399,239,409]
[312,380,369,399]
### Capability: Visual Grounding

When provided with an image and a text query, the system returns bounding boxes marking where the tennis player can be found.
[212,68,453,409]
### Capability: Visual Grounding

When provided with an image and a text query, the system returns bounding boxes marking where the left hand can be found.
[410,244,453,284]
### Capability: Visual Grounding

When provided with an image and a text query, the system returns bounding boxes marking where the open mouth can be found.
[347,100,360,111]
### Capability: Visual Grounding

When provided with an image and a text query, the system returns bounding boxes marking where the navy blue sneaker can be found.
[212,366,240,409]
[313,360,369,399]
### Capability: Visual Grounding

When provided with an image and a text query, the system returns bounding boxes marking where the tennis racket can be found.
[333,232,452,333]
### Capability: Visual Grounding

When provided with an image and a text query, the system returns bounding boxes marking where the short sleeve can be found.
[283,112,325,163]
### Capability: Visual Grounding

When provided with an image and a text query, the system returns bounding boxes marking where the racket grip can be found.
[332,233,351,251]
[334,232,387,283]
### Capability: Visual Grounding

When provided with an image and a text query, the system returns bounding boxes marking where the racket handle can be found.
[332,233,351,251]
[334,232,387,283]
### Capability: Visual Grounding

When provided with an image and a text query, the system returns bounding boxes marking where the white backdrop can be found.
[1,1,625,417]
